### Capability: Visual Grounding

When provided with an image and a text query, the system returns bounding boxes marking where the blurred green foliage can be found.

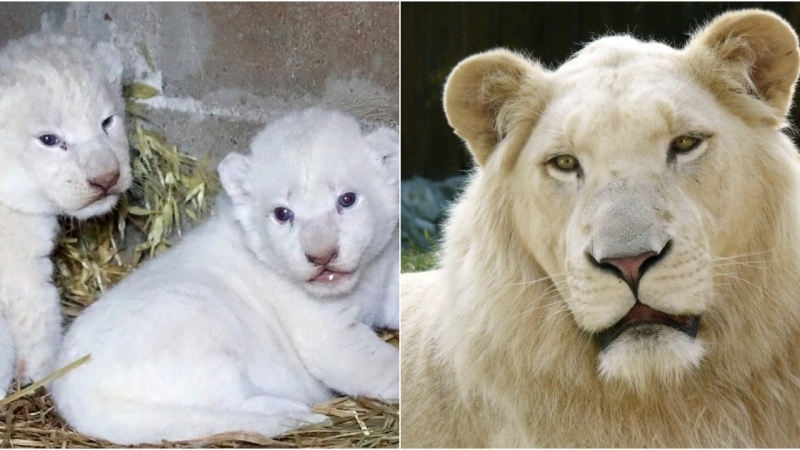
[401,175,466,250]
[401,247,438,274]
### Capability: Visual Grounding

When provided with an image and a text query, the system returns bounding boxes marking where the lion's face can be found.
[218,109,399,299]
[443,11,800,390]
[0,35,130,219]
[511,39,730,387]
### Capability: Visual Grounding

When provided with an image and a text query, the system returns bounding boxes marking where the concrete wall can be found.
[0,2,398,161]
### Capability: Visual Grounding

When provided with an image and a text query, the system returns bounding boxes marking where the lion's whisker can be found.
[710,249,777,260]
[710,261,770,269]
[501,272,569,289]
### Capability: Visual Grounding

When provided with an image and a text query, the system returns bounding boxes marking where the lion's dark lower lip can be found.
[596,303,701,349]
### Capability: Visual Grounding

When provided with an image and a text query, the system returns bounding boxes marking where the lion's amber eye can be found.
[550,154,580,172]
[672,135,701,153]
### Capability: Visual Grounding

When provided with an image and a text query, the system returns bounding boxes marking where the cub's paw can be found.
[21,344,58,383]
[378,377,400,401]
[279,412,331,430]
[373,354,400,400]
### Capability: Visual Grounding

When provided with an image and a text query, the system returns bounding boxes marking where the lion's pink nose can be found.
[600,252,658,290]
[88,170,120,193]
[305,247,339,267]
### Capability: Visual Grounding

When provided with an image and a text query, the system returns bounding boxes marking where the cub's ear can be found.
[218,152,252,203]
[444,49,549,166]
[686,9,800,122]
[366,127,399,184]
[93,42,124,88]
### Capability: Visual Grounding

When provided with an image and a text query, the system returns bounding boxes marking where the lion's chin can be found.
[597,325,705,393]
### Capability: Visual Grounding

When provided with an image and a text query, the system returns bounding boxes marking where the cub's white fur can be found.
[0,34,130,389]
[401,10,800,447]
[52,108,399,444]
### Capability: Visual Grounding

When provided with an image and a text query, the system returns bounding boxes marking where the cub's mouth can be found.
[596,302,700,349]
[309,268,353,284]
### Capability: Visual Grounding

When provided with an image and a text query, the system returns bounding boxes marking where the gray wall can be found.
[0,2,399,162]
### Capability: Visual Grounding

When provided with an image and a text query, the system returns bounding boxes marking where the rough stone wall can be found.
[0,2,399,161]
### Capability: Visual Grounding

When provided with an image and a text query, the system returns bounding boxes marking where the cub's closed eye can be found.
[273,207,293,223]
[102,116,114,132]
[339,192,357,208]
[39,134,60,147]
[671,135,703,153]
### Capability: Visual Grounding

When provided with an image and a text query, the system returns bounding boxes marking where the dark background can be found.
[401,2,800,181]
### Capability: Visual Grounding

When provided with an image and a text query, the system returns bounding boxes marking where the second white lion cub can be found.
[52,108,399,444]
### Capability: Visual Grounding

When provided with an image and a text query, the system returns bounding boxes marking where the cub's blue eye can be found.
[39,134,60,147]
[273,207,293,223]
[102,116,114,132]
[339,192,357,208]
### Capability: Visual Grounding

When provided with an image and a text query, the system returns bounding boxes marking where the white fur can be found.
[52,108,399,445]
[0,313,17,390]
[597,327,705,392]
[0,33,129,388]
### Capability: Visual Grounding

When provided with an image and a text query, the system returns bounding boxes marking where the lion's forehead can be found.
[253,151,386,214]
[557,65,688,106]
[555,37,691,101]
[559,36,682,74]
[0,89,116,143]
[537,45,717,159]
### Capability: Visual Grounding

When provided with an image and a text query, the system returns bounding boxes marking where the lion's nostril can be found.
[305,247,339,267]
[589,241,671,292]
[601,252,657,289]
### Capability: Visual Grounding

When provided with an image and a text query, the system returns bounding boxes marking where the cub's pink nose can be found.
[305,247,339,267]
[88,170,120,193]
[600,251,657,291]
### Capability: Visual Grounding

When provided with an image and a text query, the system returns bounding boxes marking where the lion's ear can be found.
[93,42,124,89]
[218,152,252,204]
[444,49,548,166]
[687,9,800,120]
[366,127,399,185]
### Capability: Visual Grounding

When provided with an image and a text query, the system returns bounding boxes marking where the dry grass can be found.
[0,385,398,448]
[0,83,399,448]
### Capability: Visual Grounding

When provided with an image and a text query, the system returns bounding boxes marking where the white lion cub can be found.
[0,34,130,390]
[52,108,399,444]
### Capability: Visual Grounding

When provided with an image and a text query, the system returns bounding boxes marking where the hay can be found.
[0,78,399,448]
[0,384,398,448]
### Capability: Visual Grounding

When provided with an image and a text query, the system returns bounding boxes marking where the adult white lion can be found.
[401,10,800,447]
